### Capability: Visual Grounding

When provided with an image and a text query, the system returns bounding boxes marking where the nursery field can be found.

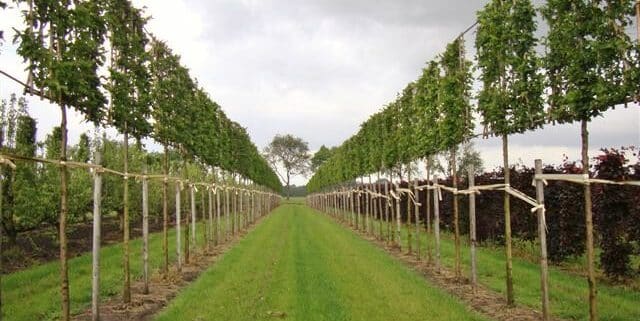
[154,201,487,321]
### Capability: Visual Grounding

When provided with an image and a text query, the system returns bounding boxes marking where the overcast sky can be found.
[1,0,639,186]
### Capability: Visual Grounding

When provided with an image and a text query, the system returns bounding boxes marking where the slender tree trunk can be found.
[286,172,290,200]
[142,164,149,294]
[162,145,169,276]
[91,150,102,321]
[122,127,131,304]
[451,147,461,280]
[503,134,514,305]
[59,104,70,321]
[201,189,206,250]
[582,120,597,321]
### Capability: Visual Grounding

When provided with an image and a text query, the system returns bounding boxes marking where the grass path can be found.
[154,203,488,321]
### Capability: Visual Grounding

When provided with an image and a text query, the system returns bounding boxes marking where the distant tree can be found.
[264,134,310,199]
[456,141,484,178]
[310,145,335,172]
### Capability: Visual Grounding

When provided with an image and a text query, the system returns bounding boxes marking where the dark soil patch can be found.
[2,216,176,274]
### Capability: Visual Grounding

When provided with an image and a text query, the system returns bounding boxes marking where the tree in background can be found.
[311,145,335,172]
[264,134,310,199]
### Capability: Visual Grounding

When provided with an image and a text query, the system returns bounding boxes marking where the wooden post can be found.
[425,159,432,263]
[468,165,477,292]
[414,179,420,260]
[433,175,441,271]
[225,187,230,241]
[142,167,149,294]
[395,184,402,247]
[535,159,550,321]
[190,184,196,249]
[208,187,213,250]
[175,183,182,271]
[216,187,221,245]
[91,150,102,321]
[407,169,413,254]
[384,178,390,243]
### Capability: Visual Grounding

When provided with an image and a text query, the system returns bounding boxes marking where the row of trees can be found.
[1,1,281,320]
[308,1,639,319]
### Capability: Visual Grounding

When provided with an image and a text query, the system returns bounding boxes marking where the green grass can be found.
[154,203,488,321]
[2,220,212,321]
[353,212,640,321]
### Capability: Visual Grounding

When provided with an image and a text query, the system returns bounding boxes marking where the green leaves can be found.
[542,0,639,123]
[15,0,107,123]
[105,0,152,139]
[476,0,544,136]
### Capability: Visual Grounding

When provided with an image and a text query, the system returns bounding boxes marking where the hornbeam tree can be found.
[476,0,544,306]
[14,1,107,319]
[105,0,152,303]
[438,38,473,280]
[542,1,640,319]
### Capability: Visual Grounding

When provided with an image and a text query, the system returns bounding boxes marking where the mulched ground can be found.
[345,222,566,321]
[72,221,259,321]
[2,217,174,274]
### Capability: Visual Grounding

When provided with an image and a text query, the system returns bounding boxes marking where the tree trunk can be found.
[502,134,515,305]
[184,160,190,264]
[286,172,290,200]
[582,120,597,321]
[451,147,461,280]
[59,104,70,321]
[122,127,131,304]
[91,149,102,321]
[162,145,169,276]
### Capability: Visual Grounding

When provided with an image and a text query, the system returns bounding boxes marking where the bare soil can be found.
[2,216,174,274]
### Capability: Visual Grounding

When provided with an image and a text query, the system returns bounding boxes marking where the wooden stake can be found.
[191,185,196,249]
[433,175,441,271]
[414,178,420,260]
[503,134,515,305]
[535,159,550,321]
[91,150,102,321]
[468,165,477,292]
[582,120,597,321]
[175,183,182,271]
[142,166,149,294]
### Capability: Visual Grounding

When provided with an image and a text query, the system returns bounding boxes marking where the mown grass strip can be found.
[154,204,488,321]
